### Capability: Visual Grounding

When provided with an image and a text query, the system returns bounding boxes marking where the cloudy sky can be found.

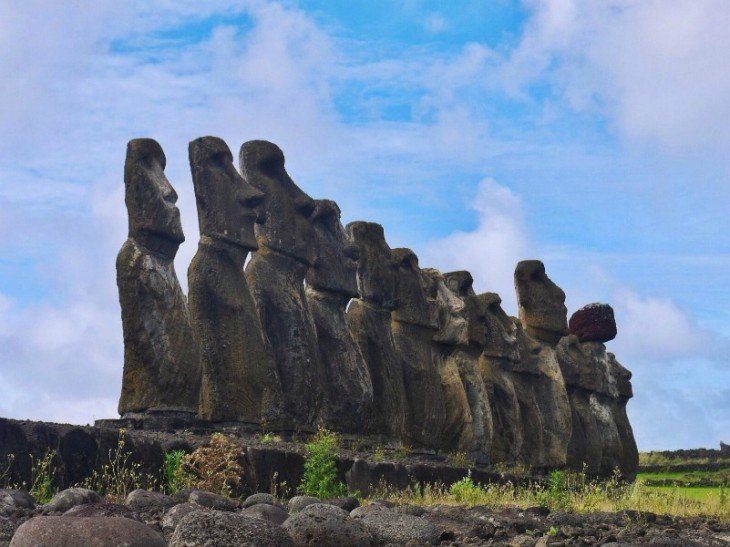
[1,0,728,450]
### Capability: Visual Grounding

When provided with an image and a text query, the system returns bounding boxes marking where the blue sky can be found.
[0,0,728,450]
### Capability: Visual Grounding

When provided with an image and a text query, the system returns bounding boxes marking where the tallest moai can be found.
[117,138,201,417]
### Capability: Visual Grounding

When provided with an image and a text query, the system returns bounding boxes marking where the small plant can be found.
[547,526,559,537]
[29,450,57,503]
[393,445,411,460]
[163,449,186,494]
[0,454,16,488]
[446,451,474,468]
[372,446,385,462]
[83,429,149,502]
[179,433,245,497]
[299,428,347,499]
[449,472,484,505]
[261,432,282,444]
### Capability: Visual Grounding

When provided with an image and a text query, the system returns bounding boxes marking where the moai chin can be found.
[391,249,445,448]
[443,271,494,458]
[117,138,201,417]
[241,140,324,431]
[305,199,374,433]
[345,221,406,437]
[514,260,568,345]
[423,268,474,451]
[187,136,283,426]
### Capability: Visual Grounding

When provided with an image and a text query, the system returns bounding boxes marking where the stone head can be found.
[514,260,568,344]
[477,292,519,362]
[307,199,360,297]
[124,138,184,257]
[345,221,398,310]
[444,271,484,347]
[391,248,438,329]
[239,140,316,266]
[189,136,264,251]
[423,269,468,347]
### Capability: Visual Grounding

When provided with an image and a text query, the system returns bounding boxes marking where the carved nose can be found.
[344,245,360,262]
[241,186,265,209]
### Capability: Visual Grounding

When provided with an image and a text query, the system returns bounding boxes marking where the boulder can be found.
[161,503,208,541]
[44,488,100,514]
[124,489,175,518]
[287,495,319,513]
[188,490,237,511]
[0,516,18,544]
[169,509,293,547]
[64,502,140,521]
[0,490,34,516]
[569,303,617,343]
[241,492,280,508]
[350,503,440,545]
[9,516,165,547]
[282,503,376,547]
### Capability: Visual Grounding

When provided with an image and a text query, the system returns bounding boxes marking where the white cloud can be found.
[423,13,449,33]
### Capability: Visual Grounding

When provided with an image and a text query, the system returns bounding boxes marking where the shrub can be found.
[179,433,245,497]
[299,428,347,499]
[163,449,186,494]
[260,432,282,444]
[449,472,483,505]
[29,450,57,503]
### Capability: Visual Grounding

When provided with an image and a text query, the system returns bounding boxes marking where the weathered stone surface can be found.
[0,516,18,545]
[117,138,200,417]
[323,496,360,512]
[242,140,323,431]
[10,516,165,547]
[350,503,440,545]
[443,271,494,457]
[305,200,373,433]
[169,509,293,547]
[242,503,289,525]
[188,136,282,425]
[125,489,175,519]
[569,303,617,343]
[241,492,279,509]
[391,250,445,448]
[345,222,406,437]
[44,488,100,514]
[424,269,474,451]
[64,502,141,521]
[287,495,319,514]
[0,491,34,516]
[514,260,568,345]
[161,503,208,541]
[283,503,376,547]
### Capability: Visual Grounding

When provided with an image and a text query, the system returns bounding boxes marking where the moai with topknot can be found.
[305,199,374,433]
[241,140,324,432]
[187,136,282,426]
[117,138,201,420]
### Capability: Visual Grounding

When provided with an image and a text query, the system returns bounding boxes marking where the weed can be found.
[446,451,474,468]
[179,433,245,497]
[372,446,385,462]
[261,432,282,444]
[449,471,483,505]
[163,450,186,494]
[547,526,558,537]
[393,445,411,460]
[0,454,16,488]
[299,428,347,499]
[29,450,57,503]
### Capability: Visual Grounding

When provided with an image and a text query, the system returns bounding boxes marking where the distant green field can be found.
[637,468,728,506]
[641,484,725,503]
[637,468,730,485]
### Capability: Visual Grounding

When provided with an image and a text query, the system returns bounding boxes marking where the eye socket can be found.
[295,196,315,218]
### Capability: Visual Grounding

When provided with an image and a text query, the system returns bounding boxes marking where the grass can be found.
[369,469,730,520]
[299,428,347,499]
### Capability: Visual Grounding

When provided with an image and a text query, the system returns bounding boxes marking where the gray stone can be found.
[44,488,100,514]
[242,503,289,525]
[0,490,34,516]
[188,490,238,511]
[169,509,293,547]
[305,200,374,433]
[241,492,280,508]
[287,495,319,514]
[161,503,208,541]
[64,502,141,521]
[188,136,283,426]
[9,516,164,547]
[125,489,175,518]
[514,260,568,345]
[391,250,445,449]
[283,503,376,547]
[117,138,200,417]
[345,221,406,437]
[0,516,18,544]
[350,503,439,545]
[242,140,323,431]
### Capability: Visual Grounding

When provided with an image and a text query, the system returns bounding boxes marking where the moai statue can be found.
[241,140,324,431]
[476,292,524,464]
[443,271,494,458]
[423,269,474,451]
[345,221,406,438]
[117,138,201,419]
[187,136,282,426]
[305,199,374,433]
[514,260,568,345]
[608,353,639,478]
[390,249,446,448]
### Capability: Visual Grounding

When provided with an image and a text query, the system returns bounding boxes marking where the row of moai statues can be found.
[117,136,638,476]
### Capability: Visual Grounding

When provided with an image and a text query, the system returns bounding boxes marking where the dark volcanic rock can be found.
[391,249,445,448]
[242,503,289,525]
[44,488,100,514]
[161,503,208,541]
[117,138,201,417]
[64,502,141,521]
[242,139,323,431]
[514,260,568,345]
[305,199,373,433]
[241,492,279,509]
[188,136,282,425]
[169,509,293,547]
[10,516,165,547]
[0,490,34,516]
[345,221,406,437]
[287,495,320,514]
[569,302,617,343]
[283,503,376,546]
[125,489,175,519]
[188,490,238,511]
[350,503,440,545]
